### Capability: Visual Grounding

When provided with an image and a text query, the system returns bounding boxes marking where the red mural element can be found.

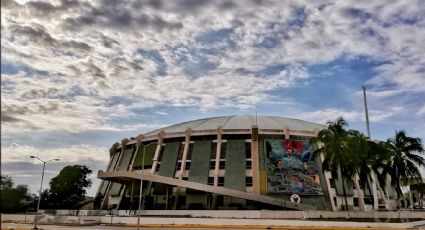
[283,140,304,156]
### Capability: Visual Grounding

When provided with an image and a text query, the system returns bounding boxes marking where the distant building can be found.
[96,115,397,211]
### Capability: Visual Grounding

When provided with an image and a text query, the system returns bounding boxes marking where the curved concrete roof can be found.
[144,115,325,136]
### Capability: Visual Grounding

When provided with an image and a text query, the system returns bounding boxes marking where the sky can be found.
[1,0,425,197]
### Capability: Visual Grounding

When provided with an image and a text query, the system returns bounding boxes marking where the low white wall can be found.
[2,210,424,225]
[1,214,33,222]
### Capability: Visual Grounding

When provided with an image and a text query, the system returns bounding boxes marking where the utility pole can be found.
[30,156,60,230]
[362,86,371,138]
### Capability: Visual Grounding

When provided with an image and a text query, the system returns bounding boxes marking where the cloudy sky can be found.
[1,0,425,196]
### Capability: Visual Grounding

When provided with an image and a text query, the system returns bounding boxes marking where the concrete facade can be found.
[95,115,397,211]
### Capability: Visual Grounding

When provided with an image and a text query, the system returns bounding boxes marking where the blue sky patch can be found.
[137,49,167,76]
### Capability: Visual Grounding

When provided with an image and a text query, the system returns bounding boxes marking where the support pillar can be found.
[251,125,260,194]
[284,127,290,140]
[174,129,191,209]
[147,131,165,201]
[179,129,192,179]
[150,131,165,174]
[211,126,223,208]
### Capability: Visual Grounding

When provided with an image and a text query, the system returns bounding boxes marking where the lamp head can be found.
[30,156,36,158]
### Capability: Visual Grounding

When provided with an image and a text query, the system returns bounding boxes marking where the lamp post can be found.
[30,156,60,230]
[137,142,157,230]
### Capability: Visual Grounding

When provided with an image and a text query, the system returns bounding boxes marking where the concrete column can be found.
[354,174,366,211]
[212,126,223,209]
[129,135,143,171]
[101,145,124,209]
[146,131,165,200]
[313,128,320,137]
[284,127,290,139]
[150,131,165,174]
[174,129,191,210]
[320,150,337,211]
[370,171,380,210]
[178,129,191,180]
[213,126,223,186]
[251,125,260,194]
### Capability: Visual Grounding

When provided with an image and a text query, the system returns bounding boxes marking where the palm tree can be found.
[311,117,359,211]
[381,131,425,208]
[349,133,392,209]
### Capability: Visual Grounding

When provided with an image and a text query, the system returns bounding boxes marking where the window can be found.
[245,142,252,159]
[185,161,191,170]
[329,178,335,188]
[209,160,216,169]
[353,198,359,207]
[211,143,217,159]
[186,143,194,160]
[220,142,227,159]
[246,160,252,169]
[178,144,185,160]
[218,177,224,186]
[219,160,225,169]
[208,177,214,185]
[157,148,165,162]
[246,177,253,186]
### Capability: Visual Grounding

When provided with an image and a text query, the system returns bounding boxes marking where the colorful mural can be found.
[265,139,323,195]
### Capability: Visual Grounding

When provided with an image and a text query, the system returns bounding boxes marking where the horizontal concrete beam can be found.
[97,171,315,210]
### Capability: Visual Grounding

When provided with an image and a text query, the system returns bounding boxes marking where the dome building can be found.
[96,115,393,211]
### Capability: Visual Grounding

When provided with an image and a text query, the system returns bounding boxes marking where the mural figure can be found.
[266,139,323,195]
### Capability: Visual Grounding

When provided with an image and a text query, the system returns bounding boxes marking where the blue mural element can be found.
[265,139,323,195]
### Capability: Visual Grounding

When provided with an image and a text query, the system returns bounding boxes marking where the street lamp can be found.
[30,155,60,230]
[137,142,157,230]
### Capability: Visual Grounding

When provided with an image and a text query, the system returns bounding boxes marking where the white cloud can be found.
[298,108,396,124]
[417,104,425,116]
[1,0,424,139]
[1,143,109,163]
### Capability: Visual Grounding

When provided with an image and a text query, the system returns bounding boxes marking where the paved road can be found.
[2,223,205,230]
[2,223,425,230]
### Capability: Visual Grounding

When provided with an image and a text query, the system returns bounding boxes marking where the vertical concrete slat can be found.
[150,131,165,174]
[251,125,260,194]
[174,129,191,209]
[284,127,290,140]
[101,145,124,209]
[212,126,222,209]
[129,136,143,171]
[179,129,191,179]
[213,127,222,186]
[146,131,165,199]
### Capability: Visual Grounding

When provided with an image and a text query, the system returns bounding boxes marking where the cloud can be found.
[1,0,423,138]
[1,143,109,196]
[298,108,397,124]
[61,1,183,31]
[9,23,92,52]
[2,143,109,163]
[417,104,425,116]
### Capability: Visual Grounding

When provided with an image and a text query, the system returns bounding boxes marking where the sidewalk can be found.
[2,218,425,230]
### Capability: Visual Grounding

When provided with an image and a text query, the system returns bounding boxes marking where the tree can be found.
[1,175,31,213]
[381,131,425,207]
[311,117,359,211]
[1,175,14,190]
[47,165,92,209]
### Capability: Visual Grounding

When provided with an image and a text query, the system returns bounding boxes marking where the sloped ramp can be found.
[98,171,315,210]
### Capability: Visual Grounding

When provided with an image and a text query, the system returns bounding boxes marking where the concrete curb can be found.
[3,219,425,230]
